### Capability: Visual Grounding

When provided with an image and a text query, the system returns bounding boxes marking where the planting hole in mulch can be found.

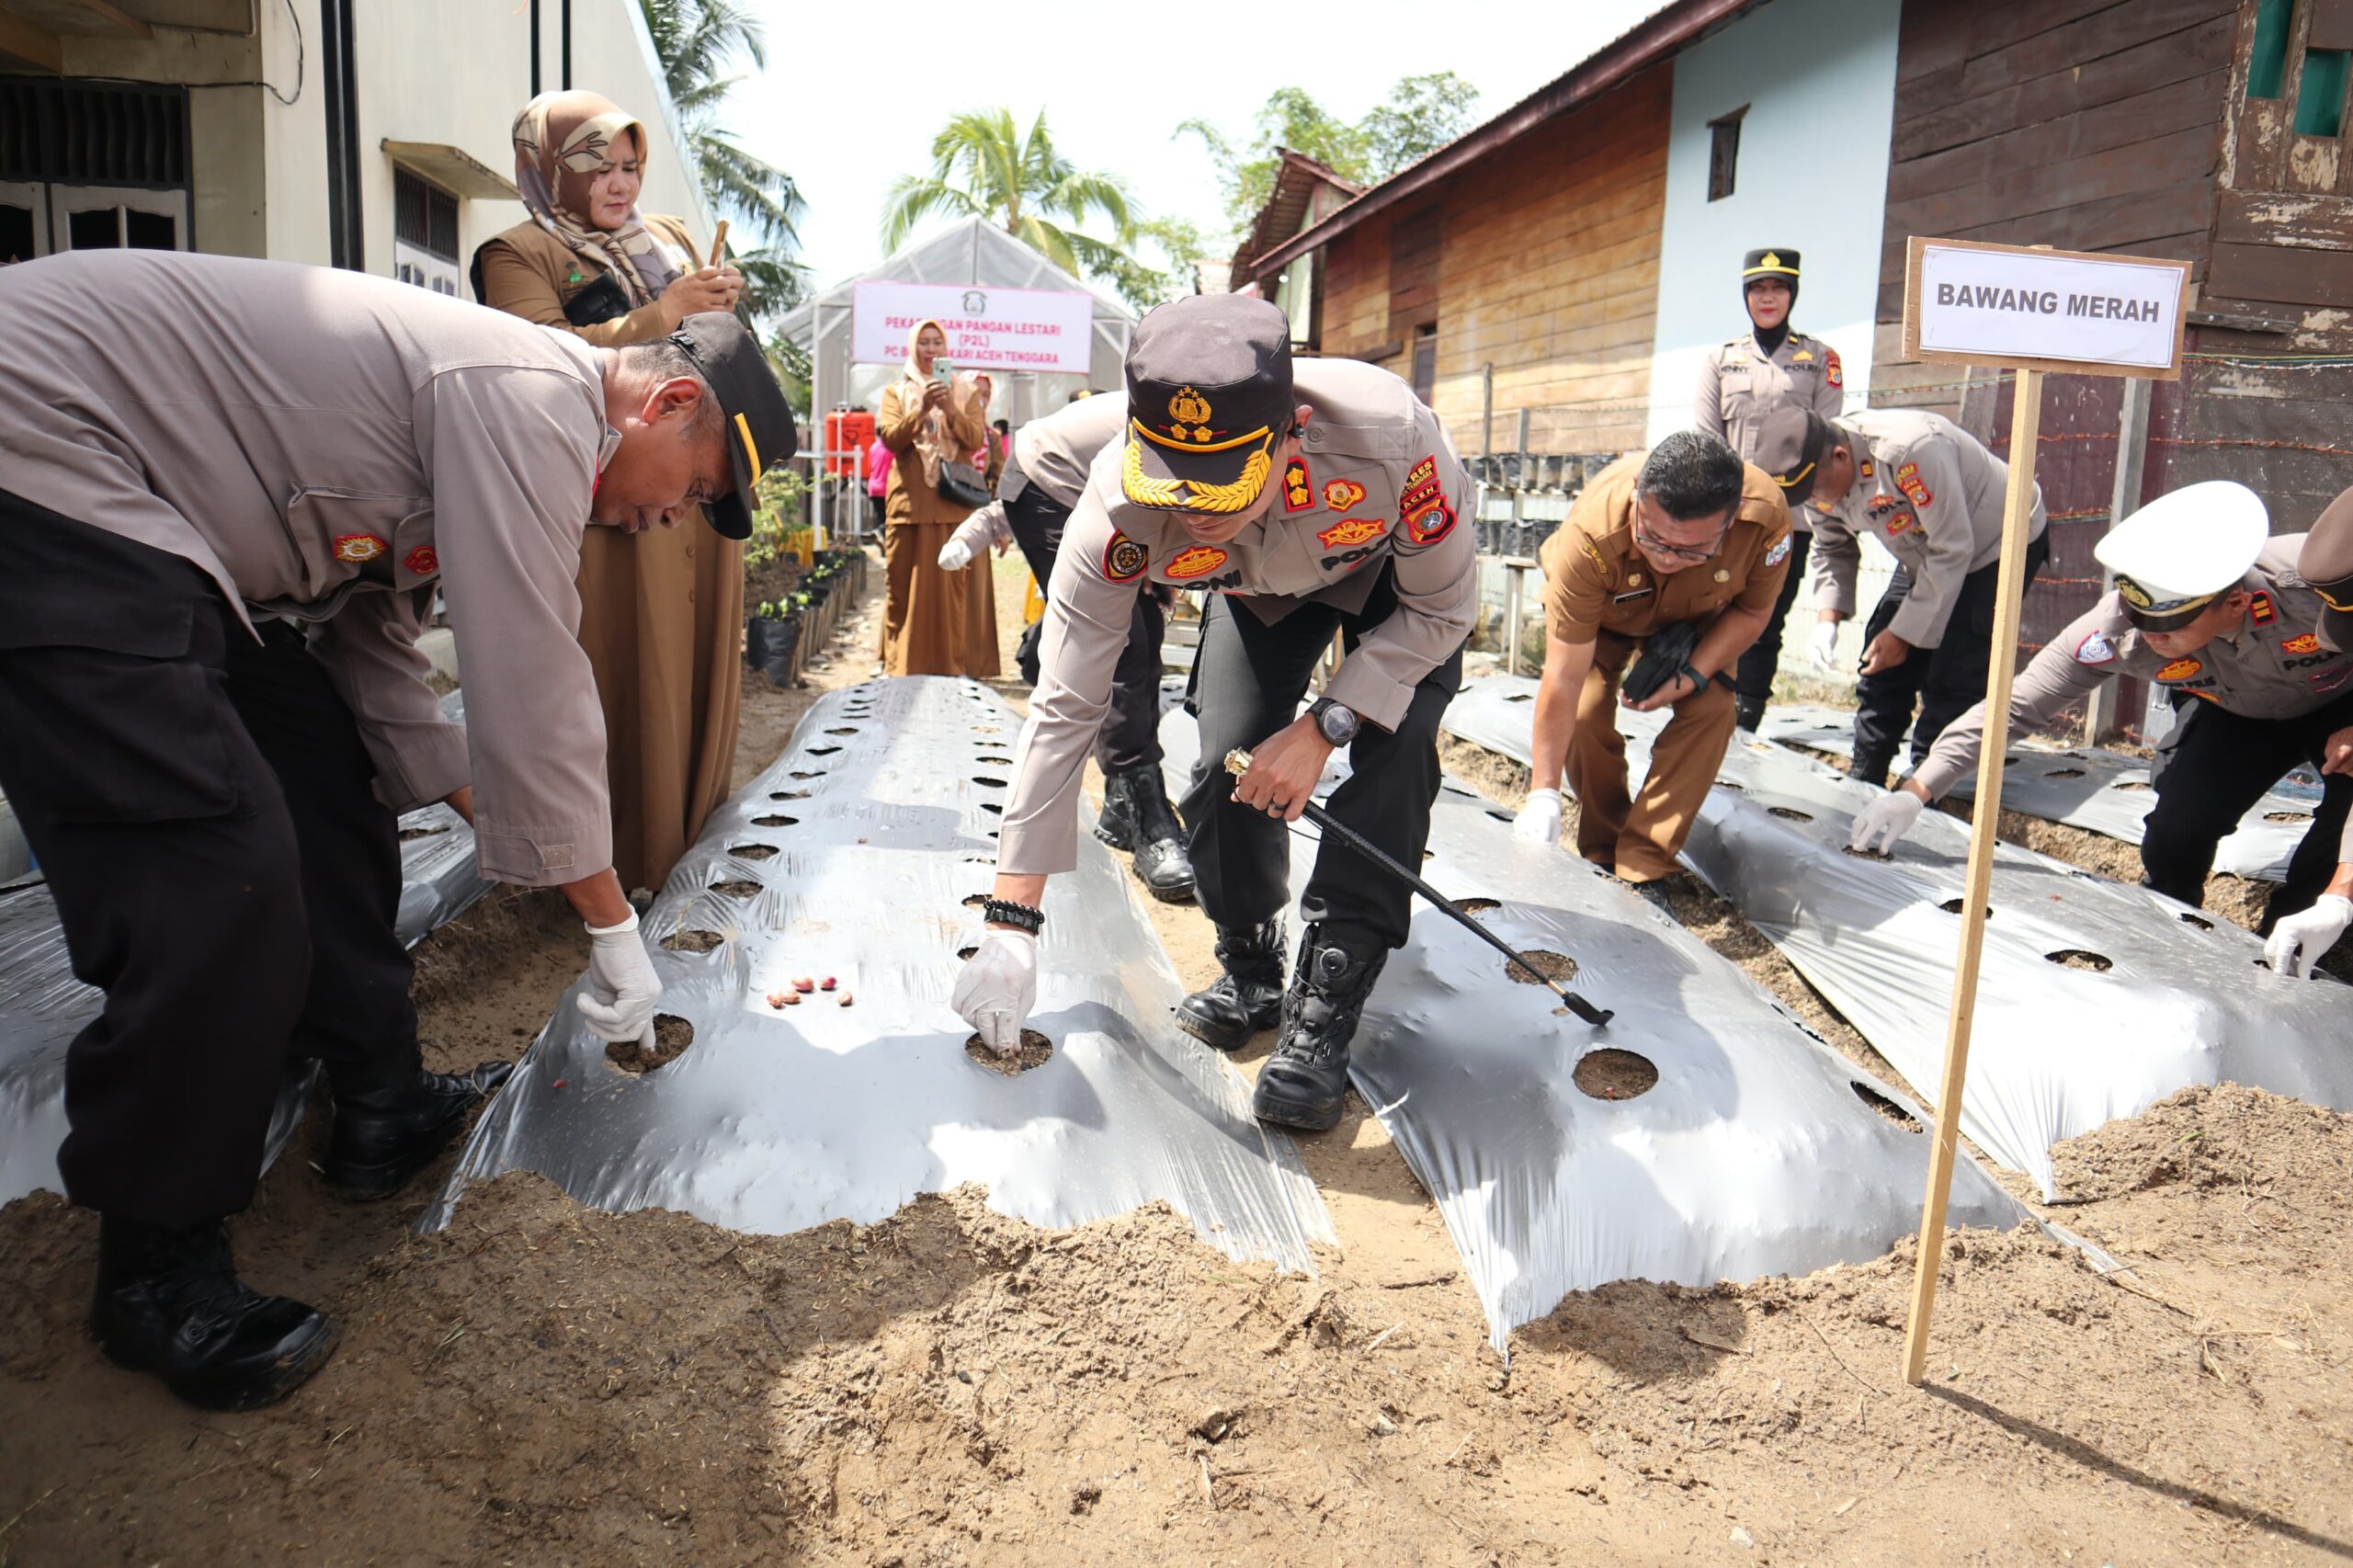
[975,725,1001,734]
[1572,1047,1656,1101]
[981,802,1003,815]
[825,727,859,736]
[398,823,451,841]
[730,844,779,861]
[966,1028,1053,1075]
[978,755,1014,766]
[1938,898,1993,918]
[1851,1081,1923,1131]
[1460,898,1502,914]
[2115,780,2152,791]
[770,790,810,801]
[972,776,1006,787]
[2045,767,2086,779]
[2179,911,2214,931]
[663,928,724,954]
[790,770,825,780]
[957,946,977,960]
[1485,809,1514,824]
[752,814,799,828]
[808,746,842,756]
[1508,949,1577,985]
[1767,805,1813,822]
[2046,949,2113,972]
[1844,845,1891,859]
[1716,779,1745,791]
[2267,811,2313,823]
[961,893,989,909]
[606,1014,693,1074]
[711,880,762,900]
[1504,692,1532,702]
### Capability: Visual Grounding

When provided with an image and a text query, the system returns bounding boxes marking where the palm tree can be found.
[638,0,805,316]
[881,109,1147,290]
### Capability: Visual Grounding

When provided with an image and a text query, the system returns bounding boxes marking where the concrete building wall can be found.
[1642,0,1901,447]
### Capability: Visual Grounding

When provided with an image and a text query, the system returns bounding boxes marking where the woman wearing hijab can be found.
[877,319,997,676]
[474,89,745,893]
[1691,248,1844,733]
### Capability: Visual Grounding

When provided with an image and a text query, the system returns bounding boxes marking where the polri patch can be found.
[1281,458,1314,513]
[334,532,388,564]
[1885,511,1915,538]
[404,545,439,577]
[1404,498,1458,546]
[1317,517,1386,551]
[1323,478,1366,511]
[2155,656,2203,683]
[1824,347,1844,389]
[1404,455,1438,492]
[2283,631,2322,655]
[1894,462,1932,509]
[1103,531,1148,583]
[1164,544,1230,581]
[2074,630,2116,665]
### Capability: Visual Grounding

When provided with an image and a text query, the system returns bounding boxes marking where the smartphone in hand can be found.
[933,358,955,385]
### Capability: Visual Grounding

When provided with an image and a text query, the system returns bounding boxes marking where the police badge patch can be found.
[1102,531,1148,583]
[2075,630,2116,665]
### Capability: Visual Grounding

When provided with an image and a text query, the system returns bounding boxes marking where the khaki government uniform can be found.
[477,212,744,891]
[1691,330,1843,532]
[877,376,998,678]
[1539,454,1793,880]
[1002,358,1477,877]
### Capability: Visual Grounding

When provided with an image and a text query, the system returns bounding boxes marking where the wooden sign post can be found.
[1895,237,2190,1388]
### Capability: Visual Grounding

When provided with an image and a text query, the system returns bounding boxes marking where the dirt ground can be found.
[4,564,2350,1567]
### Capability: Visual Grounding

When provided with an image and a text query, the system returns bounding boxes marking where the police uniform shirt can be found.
[999,358,1476,875]
[1807,409,2048,651]
[1692,330,1844,505]
[1537,451,1794,644]
[999,392,1129,511]
[1916,536,2353,864]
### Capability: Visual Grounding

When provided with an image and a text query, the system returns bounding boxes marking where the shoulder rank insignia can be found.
[1281,458,1314,512]
[1103,531,1148,583]
[1323,478,1366,511]
[1894,462,1932,509]
[2250,591,2277,626]
[1164,544,1230,581]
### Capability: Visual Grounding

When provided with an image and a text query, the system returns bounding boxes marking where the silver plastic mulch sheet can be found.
[1443,676,2353,1199]
[1159,709,2021,1347]
[426,677,1334,1273]
[1754,701,2313,882]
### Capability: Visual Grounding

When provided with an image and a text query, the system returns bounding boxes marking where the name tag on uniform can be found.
[1611,587,1654,605]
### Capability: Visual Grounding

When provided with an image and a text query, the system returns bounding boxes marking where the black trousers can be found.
[1004,486,1166,775]
[1732,529,1812,706]
[2141,692,2353,925]
[1180,572,1465,952]
[1852,530,2050,785]
[0,494,418,1229]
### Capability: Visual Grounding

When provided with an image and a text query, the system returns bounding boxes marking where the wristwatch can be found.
[1308,698,1359,746]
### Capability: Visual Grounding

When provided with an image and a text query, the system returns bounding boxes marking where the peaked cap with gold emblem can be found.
[1120,293,1294,515]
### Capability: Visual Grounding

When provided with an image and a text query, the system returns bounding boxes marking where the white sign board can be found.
[1904,237,2190,380]
[850,281,1095,374]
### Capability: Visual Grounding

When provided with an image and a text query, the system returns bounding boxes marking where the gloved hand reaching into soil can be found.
[1513,788,1564,845]
[1848,786,1925,854]
[952,929,1036,1055]
[578,909,663,1048]
[2265,892,2353,978]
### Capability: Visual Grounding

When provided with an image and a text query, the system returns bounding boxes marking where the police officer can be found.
[1786,405,2050,788]
[0,250,792,1408]
[1850,481,2353,976]
[1693,249,1845,733]
[950,294,1474,1132]
[1511,430,1793,882]
[936,390,1196,902]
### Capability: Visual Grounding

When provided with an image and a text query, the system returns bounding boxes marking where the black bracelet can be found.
[981,898,1044,935]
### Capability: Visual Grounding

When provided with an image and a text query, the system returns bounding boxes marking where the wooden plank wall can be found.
[1312,64,1672,455]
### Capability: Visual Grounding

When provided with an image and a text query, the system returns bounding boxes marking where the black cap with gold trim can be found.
[666,311,797,540]
[1120,294,1293,515]
[2300,484,2353,649]
[1743,248,1801,287]
[1753,406,1829,510]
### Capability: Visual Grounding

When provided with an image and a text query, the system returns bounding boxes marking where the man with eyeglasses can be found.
[1776,405,2050,789]
[1512,430,1792,885]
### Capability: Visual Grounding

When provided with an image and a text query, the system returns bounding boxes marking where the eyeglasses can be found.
[1631,518,1731,562]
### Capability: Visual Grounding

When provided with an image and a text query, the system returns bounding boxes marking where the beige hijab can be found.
[511,89,684,307]
[901,317,980,487]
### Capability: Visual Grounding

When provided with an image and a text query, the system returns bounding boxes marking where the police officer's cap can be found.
[1753,406,1830,509]
[665,312,798,540]
[2299,484,2353,649]
[1120,295,1294,515]
[2094,481,2268,632]
[1743,249,1801,286]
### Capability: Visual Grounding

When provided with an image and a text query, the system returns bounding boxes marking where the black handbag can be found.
[936,458,992,510]
[561,272,633,327]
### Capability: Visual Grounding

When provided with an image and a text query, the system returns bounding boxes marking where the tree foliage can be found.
[1181,74,1481,233]
[638,0,807,320]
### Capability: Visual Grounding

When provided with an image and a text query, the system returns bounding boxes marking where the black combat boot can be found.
[1096,766,1196,903]
[1733,696,1767,733]
[1251,926,1389,1132]
[1174,916,1287,1051]
[1849,751,1895,791]
[323,1062,514,1199]
[90,1217,336,1411]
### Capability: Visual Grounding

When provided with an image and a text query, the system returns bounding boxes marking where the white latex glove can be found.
[1849,789,1925,854]
[1513,788,1564,845]
[951,928,1037,1055]
[2264,893,2352,978]
[1807,619,1841,673]
[938,503,1011,571]
[577,910,663,1047]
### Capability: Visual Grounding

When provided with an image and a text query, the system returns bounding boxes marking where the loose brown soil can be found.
[1507,948,1579,984]
[5,579,2351,1566]
[661,927,724,955]
[1572,1046,1658,1101]
[605,1013,694,1074]
[965,1028,1054,1075]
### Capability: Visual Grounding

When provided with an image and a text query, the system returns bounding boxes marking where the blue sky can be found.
[722,0,1673,290]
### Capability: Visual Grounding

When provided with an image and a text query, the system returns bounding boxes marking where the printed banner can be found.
[1906,239,2190,376]
[850,281,1095,373]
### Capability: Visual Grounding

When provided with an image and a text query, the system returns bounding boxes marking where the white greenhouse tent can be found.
[779,217,1138,530]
